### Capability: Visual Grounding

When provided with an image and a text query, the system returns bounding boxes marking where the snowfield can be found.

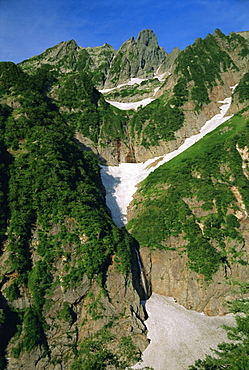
[106,97,155,110]
[100,88,237,370]
[131,293,235,370]
[100,94,234,227]
[99,74,166,111]
[99,77,147,93]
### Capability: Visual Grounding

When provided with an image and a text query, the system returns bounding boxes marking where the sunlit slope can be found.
[127,112,249,280]
[0,62,137,366]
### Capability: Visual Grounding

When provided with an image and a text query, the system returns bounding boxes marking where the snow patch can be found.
[100,88,237,370]
[100,76,165,109]
[100,95,233,227]
[131,293,235,370]
[153,86,160,95]
[154,72,167,81]
[106,97,155,111]
[99,77,147,93]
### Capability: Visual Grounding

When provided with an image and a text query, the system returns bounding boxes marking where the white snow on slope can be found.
[106,97,155,110]
[99,77,147,93]
[100,74,164,110]
[100,88,237,370]
[100,93,234,227]
[100,73,166,94]
[132,293,235,370]
[106,83,161,110]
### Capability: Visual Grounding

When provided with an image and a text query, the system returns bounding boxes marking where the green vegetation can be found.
[1,28,249,368]
[129,97,184,146]
[0,61,133,357]
[71,325,141,370]
[105,86,149,100]
[103,78,160,101]
[126,30,242,146]
[189,283,249,369]
[0,62,133,279]
[175,30,238,110]
[227,31,249,57]
[127,114,249,279]
[234,72,249,103]
[51,69,128,144]
[109,52,124,83]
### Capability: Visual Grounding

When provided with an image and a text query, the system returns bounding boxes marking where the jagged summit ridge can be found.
[102,29,167,87]
[20,29,168,88]
[1,27,249,370]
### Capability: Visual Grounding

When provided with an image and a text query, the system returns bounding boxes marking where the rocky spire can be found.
[104,29,167,88]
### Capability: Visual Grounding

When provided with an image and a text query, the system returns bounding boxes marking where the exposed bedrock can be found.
[137,222,249,316]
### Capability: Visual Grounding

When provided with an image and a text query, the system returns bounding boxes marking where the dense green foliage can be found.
[235,72,249,103]
[71,325,141,370]
[175,30,238,110]
[52,70,128,144]
[0,62,133,356]
[104,78,160,101]
[127,114,249,279]
[57,71,101,142]
[0,62,133,278]
[227,31,249,57]
[129,97,184,146]
[0,104,11,247]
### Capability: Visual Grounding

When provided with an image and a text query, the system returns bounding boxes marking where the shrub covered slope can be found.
[0,27,249,369]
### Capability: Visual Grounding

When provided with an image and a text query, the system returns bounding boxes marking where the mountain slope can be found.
[0,62,147,369]
[127,106,249,313]
[19,29,249,166]
[1,28,249,369]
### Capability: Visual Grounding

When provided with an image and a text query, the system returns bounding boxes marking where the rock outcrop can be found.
[139,233,249,316]
[2,241,148,369]
[103,30,167,88]
[2,27,249,369]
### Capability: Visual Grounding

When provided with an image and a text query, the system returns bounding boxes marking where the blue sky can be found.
[1,0,249,63]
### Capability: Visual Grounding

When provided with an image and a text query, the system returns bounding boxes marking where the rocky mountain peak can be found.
[236,30,249,40]
[51,39,79,58]
[1,27,249,370]
[19,39,80,71]
[136,29,158,47]
[103,29,167,87]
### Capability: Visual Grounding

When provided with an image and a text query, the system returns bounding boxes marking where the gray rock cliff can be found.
[103,29,167,88]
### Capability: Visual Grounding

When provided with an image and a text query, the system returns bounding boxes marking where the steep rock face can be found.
[139,224,249,316]
[104,30,167,88]
[5,266,147,369]
[20,30,167,90]
[0,226,148,370]
[127,179,249,315]
[85,43,116,87]
[86,43,115,68]
[155,46,180,79]
[105,30,249,165]
[75,71,239,166]
[126,105,249,315]
[19,40,80,71]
